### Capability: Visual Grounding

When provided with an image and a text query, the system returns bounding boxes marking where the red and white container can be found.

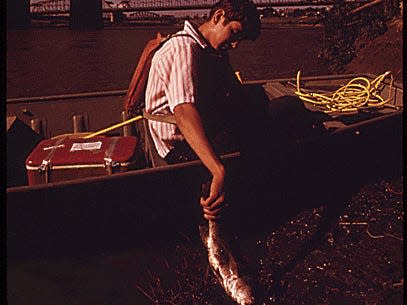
[25,136,139,185]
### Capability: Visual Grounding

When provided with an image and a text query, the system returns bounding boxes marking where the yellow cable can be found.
[83,115,143,139]
[295,71,396,114]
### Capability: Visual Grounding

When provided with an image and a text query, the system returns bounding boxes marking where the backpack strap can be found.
[142,109,177,124]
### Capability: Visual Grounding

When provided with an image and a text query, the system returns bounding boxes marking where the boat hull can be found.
[7,74,403,259]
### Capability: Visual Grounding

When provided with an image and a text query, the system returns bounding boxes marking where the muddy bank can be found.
[344,20,403,83]
[131,177,403,305]
[7,176,403,305]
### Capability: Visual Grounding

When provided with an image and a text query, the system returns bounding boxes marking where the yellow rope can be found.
[295,71,396,114]
[83,115,143,139]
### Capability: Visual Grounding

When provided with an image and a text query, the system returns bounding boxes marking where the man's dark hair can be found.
[209,0,261,40]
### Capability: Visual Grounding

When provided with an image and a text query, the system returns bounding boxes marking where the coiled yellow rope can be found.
[295,71,396,114]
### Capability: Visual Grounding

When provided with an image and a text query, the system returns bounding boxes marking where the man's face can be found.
[212,17,244,51]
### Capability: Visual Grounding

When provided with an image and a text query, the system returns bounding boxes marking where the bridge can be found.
[30,0,350,15]
[7,0,368,29]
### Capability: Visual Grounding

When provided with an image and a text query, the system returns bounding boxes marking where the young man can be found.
[144,0,261,221]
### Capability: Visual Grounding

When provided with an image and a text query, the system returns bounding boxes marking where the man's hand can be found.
[200,167,225,220]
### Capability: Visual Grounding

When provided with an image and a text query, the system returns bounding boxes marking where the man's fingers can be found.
[199,181,225,221]
[203,206,222,217]
[208,193,225,210]
[200,192,225,208]
[200,192,218,207]
[203,213,220,221]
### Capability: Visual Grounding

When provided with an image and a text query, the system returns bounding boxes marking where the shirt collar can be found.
[183,20,229,59]
[183,20,208,49]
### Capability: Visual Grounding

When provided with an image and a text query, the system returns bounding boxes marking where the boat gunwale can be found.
[7,152,241,194]
[7,73,402,104]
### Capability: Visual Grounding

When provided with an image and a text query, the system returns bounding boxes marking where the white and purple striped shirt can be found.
[145,20,209,158]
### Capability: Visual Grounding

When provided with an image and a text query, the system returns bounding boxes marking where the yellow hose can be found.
[83,115,143,139]
[295,71,395,114]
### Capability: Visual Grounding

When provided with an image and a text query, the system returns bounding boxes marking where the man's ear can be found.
[212,9,225,25]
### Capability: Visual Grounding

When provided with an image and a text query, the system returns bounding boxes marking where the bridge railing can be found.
[30,0,366,14]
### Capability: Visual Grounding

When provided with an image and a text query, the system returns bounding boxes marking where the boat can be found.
[7,73,403,259]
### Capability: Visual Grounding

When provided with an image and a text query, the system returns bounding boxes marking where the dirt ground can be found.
[343,18,403,84]
[114,177,403,305]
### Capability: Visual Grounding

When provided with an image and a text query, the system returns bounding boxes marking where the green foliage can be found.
[319,0,401,73]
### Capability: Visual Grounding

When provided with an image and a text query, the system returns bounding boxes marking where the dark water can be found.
[7,25,329,98]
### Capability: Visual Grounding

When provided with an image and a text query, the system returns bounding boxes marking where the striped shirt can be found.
[145,20,209,158]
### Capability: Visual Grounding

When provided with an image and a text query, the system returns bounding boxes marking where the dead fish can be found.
[202,220,255,305]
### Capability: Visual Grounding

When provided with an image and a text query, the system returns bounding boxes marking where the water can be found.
[7,24,329,99]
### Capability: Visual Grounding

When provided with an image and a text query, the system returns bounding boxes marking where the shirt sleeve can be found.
[158,38,199,113]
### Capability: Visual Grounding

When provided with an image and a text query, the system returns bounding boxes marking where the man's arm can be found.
[173,103,225,220]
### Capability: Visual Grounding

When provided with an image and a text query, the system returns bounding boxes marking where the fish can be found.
[201,220,255,305]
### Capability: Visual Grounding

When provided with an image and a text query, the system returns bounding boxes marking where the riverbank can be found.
[344,19,403,83]
[261,16,322,26]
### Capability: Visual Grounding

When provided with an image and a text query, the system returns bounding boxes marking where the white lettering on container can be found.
[70,141,102,152]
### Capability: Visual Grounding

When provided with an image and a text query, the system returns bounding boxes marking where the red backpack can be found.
[124,32,191,115]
